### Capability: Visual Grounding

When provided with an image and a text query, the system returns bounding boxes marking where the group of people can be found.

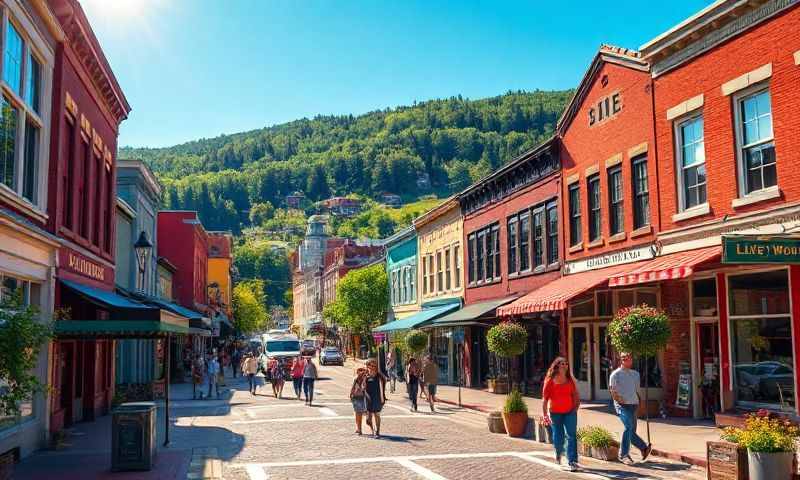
[399,353,439,413]
[349,358,387,437]
[541,352,653,472]
[264,356,319,404]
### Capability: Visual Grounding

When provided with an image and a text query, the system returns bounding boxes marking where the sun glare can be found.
[82,0,156,21]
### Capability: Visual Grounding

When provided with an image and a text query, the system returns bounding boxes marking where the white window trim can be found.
[666,94,704,121]
[721,63,772,97]
[452,242,461,291]
[0,5,54,217]
[674,111,707,213]
[794,50,800,66]
[607,165,624,236]
[732,83,776,199]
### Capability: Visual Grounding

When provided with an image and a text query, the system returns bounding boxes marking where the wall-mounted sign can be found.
[564,243,657,275]
[588,91,622,127]
[675,374,691,409]
[59,248,110,282]
[722,235,800,264]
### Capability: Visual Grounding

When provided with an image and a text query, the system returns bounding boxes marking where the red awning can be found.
[497,262,636,316]
[607,246,721,287]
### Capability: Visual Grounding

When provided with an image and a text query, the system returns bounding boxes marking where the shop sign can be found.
[372,332,386,343]
[722,235,800,264]
[675,374,691,410]
[60,248,110,282]
[563,243,657,275]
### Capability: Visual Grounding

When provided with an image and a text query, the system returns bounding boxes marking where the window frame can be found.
[444,248,451,291]
[674,112,707,212]
[607,165,623,235]
[435,250,443,293]
[532,206,544,269]
[453,244,461,290]
[467,223,500,286]
[733,84,776,197]
[507,216,518,275]
[546,200,558,265]
[631,156,650,229]
[568,182,581,246]
[587,174,601,242]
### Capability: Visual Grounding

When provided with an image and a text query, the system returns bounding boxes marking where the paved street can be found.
[189,362,705,480]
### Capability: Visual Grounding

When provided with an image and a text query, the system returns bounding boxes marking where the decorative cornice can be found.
[651,0,798,77]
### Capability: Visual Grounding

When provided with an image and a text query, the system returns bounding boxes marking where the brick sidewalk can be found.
[430,384,718,467]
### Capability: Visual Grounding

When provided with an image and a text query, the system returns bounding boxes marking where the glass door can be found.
[697,322,721,418]
[570,324,592,399]
[594,323,616,400]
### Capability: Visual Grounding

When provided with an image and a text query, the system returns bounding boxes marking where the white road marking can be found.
[232,414,450,425]
[395,459,448,480]
[245,464,268,480]
[318,407,338,417]
[228,451,536,468]
[510,452,606,479]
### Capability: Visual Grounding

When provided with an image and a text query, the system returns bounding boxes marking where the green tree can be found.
[335,264,389,343]
[249,201,275,226]
[232,282,270,334]
[307,164,331,200]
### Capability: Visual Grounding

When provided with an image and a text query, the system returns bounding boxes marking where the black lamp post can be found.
[134,231,153,292]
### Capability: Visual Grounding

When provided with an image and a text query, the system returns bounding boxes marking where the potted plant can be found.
[607,305,670,443]
[501,389,529,437]
[577,425,619,461]
[720,410,799,480]
[486,321,527,395]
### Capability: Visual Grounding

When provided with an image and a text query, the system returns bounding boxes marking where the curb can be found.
[435,397,707,469]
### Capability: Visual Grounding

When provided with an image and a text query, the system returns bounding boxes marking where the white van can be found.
[259,333,301,371]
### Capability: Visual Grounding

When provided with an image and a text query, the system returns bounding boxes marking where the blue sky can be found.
[82,0,712,149]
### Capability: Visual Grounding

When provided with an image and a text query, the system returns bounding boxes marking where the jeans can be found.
[303,378,315,402]
[550,411,578,464]
[408,379,418,410]
[247,374,255,393]
[207,376,219,397]
[616,404,647,458]
[292,377,303,397]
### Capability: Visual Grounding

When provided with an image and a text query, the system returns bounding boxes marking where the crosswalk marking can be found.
[232,414,451,425]
[245,464,268,480]
[318,407,338,416]
[395,459,448,480]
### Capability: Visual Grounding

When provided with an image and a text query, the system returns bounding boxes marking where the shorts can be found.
[351,396,367,413]
[427,384,437,397]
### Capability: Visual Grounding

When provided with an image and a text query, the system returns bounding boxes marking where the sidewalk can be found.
[432,384,718,467]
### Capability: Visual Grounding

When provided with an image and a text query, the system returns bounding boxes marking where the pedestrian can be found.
[192,353,205,399]
[364,358,387,437]
[350,367,368,435]
[609,352,652,465]
[243,353,259,395]
[291,356,304,400]
[269,358,284,398]
[405,357,420,412]
[231,348,241,379]
[542,356,580,472]
[217,349,227,386]
[386,350,397,394]
[303,356,318,405]
[207,352,221,399]
[421,355,439,412]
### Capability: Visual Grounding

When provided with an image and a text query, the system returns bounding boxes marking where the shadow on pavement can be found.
[371,434,427,443]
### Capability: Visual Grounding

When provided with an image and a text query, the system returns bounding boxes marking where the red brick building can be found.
[459,138,562,390]
[639,0,800,418]
[322,241,383,307]
[47,0,131,433]
[157,211,210,314]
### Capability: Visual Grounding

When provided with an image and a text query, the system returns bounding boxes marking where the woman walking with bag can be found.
[303,356,318,405]
[405,357,420,412]
[350,367,368,435]
[290,357,304,400]
[364,358,387,438]
[542,356,581,472]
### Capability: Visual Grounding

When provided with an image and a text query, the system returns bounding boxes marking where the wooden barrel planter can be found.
[707,441,748,480]
[487,411,506,434]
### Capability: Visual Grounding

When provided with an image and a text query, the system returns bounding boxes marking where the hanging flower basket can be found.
[486,321,527,358]
[607,305,670,357]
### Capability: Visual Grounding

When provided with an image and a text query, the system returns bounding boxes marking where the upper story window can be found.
[421,255,428,296]
[607,166,623,235]
[468,223,500,285]
[532,208,544,268]
[676,115,706,210]
[435,250,443,293]
[568,183,581,246]
[444,248,451,291]
[453,244,461,289]
[507,217,518,275]
[632,156,650,229]
[546,200,558,264]
[0,15,46,208]
[426,253,434,295]
[735,88,775,195]
[587,174,601,242]
[519,212,530,271]
[507,199,558,275]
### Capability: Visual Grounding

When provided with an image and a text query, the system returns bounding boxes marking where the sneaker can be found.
[619,455,635,465]
[640,444,653,461]
[567,462,579,472]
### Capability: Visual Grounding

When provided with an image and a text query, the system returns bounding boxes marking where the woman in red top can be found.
[290,357,305,400]
[542,356,580,472]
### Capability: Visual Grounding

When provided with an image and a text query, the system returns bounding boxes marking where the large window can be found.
[736,88,776,195]
[568,183,581,246]
[444,248,451,291]
[422,255,428,295]
[519,212,530,271]
[632,156,650,229]
[436,251,443,293]
[427,254,434,295]
[729,270,793,409]
[532,208,544,268]
[0,17,45,206]
[587,174,601,242]
[508,200,558,275]
[677,115,706,210]
[546,201,558,264]
[608,166,623,235]
[468,223,500,285]
[507,218,517,275]
[467,235,475,285]
[453,245,461,289]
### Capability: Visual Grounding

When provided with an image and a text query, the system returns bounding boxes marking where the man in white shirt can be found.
[609,352,652,464]
[207,352,221,399]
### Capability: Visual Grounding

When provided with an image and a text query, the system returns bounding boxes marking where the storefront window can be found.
[569,294,594,319]
[729,270,794,409]
[571,327,589,382]
[597,291,612,317]
[693,277,717,317]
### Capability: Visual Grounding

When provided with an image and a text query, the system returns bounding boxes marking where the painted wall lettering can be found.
[588,91,622,127]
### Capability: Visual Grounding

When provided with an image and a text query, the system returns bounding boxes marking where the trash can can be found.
[111,401,157,471]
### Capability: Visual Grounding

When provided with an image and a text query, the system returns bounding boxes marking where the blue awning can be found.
[143,296,205,321]
[61,279,152,310]
[373,303,460,333]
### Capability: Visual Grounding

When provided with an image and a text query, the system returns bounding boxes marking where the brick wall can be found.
[660,280,692,417]
[653,6,800,232]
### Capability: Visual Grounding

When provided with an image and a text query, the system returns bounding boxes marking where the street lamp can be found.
[134,230,153,292]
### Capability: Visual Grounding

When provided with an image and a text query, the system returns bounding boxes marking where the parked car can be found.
[320,347,344,366]
[301,340,317,357]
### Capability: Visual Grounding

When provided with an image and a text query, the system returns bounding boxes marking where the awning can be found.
[498,263,636,316]
[429,296,519,328]
[373,303,460,333]
[607,246,721,287]
[54,320,192,338]
[61,279,153,311]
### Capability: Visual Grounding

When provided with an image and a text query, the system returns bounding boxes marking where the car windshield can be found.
[266,341,300,352]
[324,348,339,354]
[303,341,315,346]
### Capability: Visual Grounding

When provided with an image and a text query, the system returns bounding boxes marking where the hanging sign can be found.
[722,235,800,264]
[675,374,691,409]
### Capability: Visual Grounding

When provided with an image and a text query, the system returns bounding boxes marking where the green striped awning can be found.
[54,320,192,338]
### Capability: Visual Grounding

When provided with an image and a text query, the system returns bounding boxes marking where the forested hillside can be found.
[121,90,572,235]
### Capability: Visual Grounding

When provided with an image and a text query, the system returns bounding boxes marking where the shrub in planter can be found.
[501,389,528,437]
[721,410,799,480]
[577,425,618,461]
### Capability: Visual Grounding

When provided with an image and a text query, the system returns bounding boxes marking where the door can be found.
[570,325,592,399]
[594,323,616,400]
[697,322,721,418]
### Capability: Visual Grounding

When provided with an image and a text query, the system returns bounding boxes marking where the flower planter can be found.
[493,379,510,395]
[748,450,793,480]
[502,411,528,438]
[706,441,747,480]
[577,442,619,461]
[487,411,506,434]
